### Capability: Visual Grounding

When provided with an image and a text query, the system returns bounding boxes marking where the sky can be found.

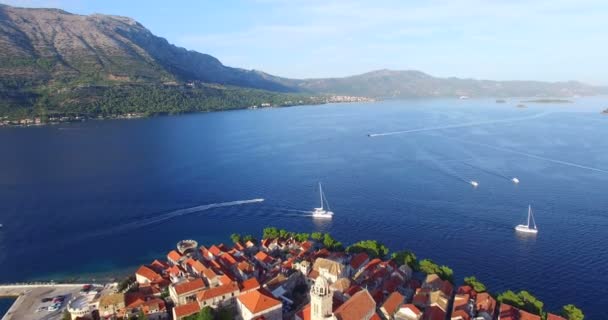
[2,0,607,84]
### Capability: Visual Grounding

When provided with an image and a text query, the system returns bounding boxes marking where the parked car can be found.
[41,297,52,303]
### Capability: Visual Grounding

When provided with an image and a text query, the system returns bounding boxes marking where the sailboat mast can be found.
[319,182,324,209]
[531,207,537,229]
[527,205,531,227]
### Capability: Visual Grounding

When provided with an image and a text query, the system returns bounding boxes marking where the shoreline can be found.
[0,96,375,128]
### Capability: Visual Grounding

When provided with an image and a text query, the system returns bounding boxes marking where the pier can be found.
[0,283,89,320]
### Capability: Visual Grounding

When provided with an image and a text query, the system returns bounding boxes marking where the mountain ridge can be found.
[1,4,606,119]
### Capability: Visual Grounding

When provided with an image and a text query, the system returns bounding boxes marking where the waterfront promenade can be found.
[0,283,88,320]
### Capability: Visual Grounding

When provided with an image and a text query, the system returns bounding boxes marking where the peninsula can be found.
[2,227,584,320]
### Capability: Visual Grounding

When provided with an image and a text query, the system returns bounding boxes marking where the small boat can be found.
[312,182,334,219]
[470,181,479,187]
[512,177,520,184]
[515,205,538,234]
[459,95,469,100]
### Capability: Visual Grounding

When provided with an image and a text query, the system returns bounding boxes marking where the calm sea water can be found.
[0,298,15,318]
[1,98,607,318]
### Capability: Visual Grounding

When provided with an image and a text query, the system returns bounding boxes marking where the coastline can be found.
[0,96,374,128]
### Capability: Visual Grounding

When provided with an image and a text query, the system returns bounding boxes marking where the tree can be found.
[217,307,233,320]
[242,234,255,243]
[322,233,343,251]
[230,233,241,244]
[311,232,323,241]
[198,306,214,320]
[561,304,584,320]
[137,310,147,319]
[497,290,543,316]
[346,240,389,258]
[463,276,486,292]
[418,259,453,282]
[294,233,310,242]
[184,306,214,320]
[263,227,280,239]
[391,250,418,270]
[62,310,71,320]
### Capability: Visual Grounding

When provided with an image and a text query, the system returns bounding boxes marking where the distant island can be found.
[1,4,607,124]
[522,99,573,103]
[2,227,584,320]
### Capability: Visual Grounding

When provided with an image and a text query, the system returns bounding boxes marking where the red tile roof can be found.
[150,259,169,272]
[238,288,282,314]
[255,251,274,264]
[350,252,370,270]
[440,280,454,296]
[370,313,382,320]
[381,291,404,317]
[344,284,362,297]
[499,303,542,320]
[234,242,245,251]
[124,292,146,308]
[219,274,234,285]
[197,282,239,301]
[174,278,206,295]
[547,313,566,320]
[136,265,162,282]
[423,305,446,320]
[173,302,200,318]
[220,253,238,266]
[240,278,261,292]
[168,265,183,277]
[296,303,311,320]
[475,292,496,315]
[167,250,182,262]
[301,241,313,251]
[209,245,223,256]
[333,289,376,320]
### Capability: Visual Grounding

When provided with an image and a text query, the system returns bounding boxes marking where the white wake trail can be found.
[368,112,552,137]
[88,199,264,238]
[453,139,608,174]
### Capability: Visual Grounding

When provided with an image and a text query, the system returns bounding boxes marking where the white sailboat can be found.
[312,182,334,219]
[515,205,538,234]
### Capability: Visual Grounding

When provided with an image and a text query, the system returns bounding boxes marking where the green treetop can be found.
[346,240,389,258]
[497,290,544,316]
[418,259,454,282]
[463,276,487,293]
[391,250,418,270]
[561,304,584,320]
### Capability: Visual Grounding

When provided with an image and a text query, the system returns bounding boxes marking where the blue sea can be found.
[1,98,607,318]
[0,298,15,318]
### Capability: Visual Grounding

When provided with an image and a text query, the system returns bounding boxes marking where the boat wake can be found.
[461,161,515,182]
[419,150,477,187]
[82,199,265,239]
[368,112,553,137]
[452,138,608,174]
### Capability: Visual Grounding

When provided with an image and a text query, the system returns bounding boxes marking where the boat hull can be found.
[312,209,334,219]
[515,224,538,233]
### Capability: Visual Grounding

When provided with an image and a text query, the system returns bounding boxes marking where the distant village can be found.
[49,227,583,320]
[0,113,144,127]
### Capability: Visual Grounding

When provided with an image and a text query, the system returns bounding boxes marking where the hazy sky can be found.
[2,0,607,84]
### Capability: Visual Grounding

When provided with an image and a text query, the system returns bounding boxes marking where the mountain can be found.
[0,4,293,91]
[0,4,606,119]
[292,69,607,98]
